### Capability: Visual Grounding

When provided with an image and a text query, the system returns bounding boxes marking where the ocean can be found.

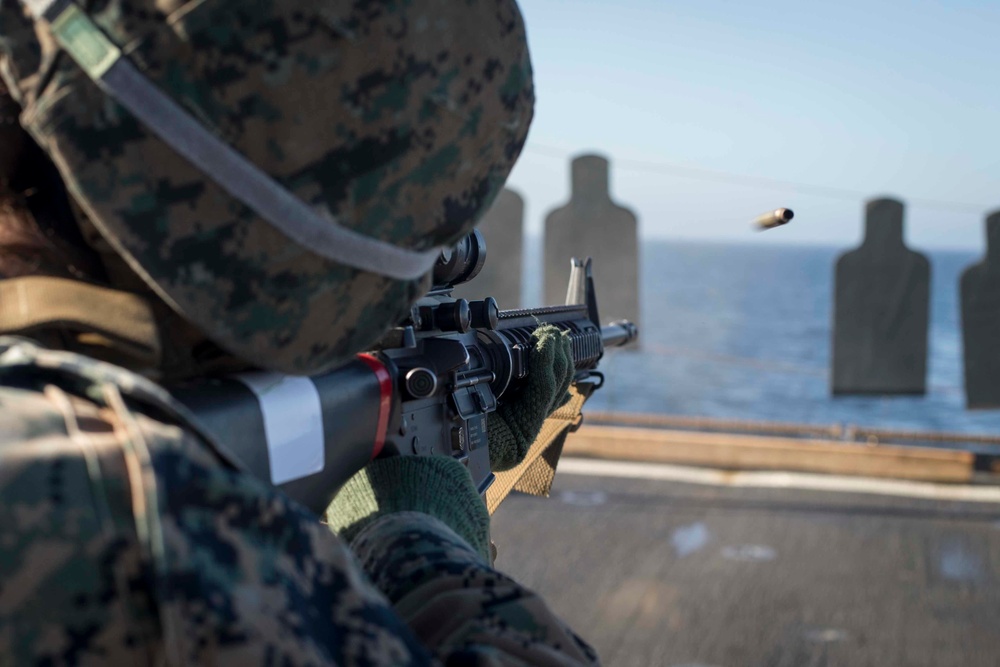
[521,238,1000,438]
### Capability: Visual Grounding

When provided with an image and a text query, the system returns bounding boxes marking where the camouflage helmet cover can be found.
[0,0,534,374]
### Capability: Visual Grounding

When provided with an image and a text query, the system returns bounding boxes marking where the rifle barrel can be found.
[602,321,639,348]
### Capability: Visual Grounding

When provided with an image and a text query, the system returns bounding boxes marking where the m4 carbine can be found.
[171,231,638,515]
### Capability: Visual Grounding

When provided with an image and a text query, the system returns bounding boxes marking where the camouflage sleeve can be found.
[0,338,596,665]
[0,375,442,665]
[348,512,601,666]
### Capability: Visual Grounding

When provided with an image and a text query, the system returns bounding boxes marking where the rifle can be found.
[171,230,638,515]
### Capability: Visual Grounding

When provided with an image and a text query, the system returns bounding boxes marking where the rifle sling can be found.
[486,383,592,515]
[0,277,161,367]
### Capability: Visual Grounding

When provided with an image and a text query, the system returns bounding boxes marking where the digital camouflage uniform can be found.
[0,0,601,663]
[0,337,599,665]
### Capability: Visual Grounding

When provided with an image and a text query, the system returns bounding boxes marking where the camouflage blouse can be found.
[0,338,598,665]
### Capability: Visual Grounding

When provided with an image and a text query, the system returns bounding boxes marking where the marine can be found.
[0,0,600,663]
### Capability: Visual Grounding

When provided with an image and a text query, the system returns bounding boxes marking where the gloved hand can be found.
[326,325,573,559]
[487,324,575,472]
[325,456,492,562]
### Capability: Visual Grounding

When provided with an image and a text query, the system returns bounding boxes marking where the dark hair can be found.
[0,126,107,282]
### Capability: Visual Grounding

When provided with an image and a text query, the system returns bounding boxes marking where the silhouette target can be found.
[543,155,640,330]
[832,198,930,395]
[454,188,524,309]
[960,212,1000,409]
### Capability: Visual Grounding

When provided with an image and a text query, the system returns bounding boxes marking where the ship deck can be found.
[491,457,1000,667]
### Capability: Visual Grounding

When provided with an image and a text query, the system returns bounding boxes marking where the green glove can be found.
[487,324,575,472]
[325,456,492,561]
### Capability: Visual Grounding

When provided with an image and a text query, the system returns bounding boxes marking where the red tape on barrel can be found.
[357,354,392,459]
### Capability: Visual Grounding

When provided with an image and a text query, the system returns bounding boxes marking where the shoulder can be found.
[0,382,73,445]
[0,338,424,664]
[0,337,209,565]
[0,339,127,499]
[0,337,195,472]
[0,337,254,526]
[0,336,227,462]
[0,340,167,663]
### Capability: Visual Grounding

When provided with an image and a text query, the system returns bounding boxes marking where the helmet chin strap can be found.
[18,0,446,282]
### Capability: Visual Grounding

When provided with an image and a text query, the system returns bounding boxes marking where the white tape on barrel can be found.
[235,372,324,485]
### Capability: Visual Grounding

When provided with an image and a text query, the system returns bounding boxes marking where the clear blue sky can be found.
[505,0,1000,250]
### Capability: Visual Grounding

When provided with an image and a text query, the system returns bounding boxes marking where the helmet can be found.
[0,0,533,374]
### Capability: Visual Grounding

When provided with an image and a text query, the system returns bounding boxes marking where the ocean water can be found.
[521,238,1000,437]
